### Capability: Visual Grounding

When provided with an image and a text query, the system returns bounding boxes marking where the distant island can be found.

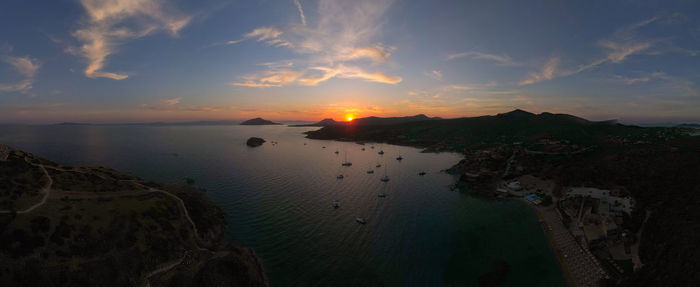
[289,118,340,127]
[240,118,281,125]
[0,145,268,286]
[305,109,700,286]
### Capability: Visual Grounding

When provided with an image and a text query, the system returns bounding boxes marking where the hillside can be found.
[0,145,268,287]
[305,109,685,150]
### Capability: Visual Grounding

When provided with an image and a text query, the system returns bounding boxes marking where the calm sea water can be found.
[0,124,564,286]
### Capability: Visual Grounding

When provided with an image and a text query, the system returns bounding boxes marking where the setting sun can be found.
[347,116,353,121]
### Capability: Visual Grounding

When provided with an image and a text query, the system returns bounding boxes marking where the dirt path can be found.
[0,161,53,214]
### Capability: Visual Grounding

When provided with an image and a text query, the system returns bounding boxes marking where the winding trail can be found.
[0,159,53,214]
[1,156,212,286]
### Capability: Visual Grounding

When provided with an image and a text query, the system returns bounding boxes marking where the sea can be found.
[0,124,565,286]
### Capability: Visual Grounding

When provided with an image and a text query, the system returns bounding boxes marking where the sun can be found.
[347,115,353,121]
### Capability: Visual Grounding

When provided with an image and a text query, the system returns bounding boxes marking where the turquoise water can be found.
[0,124,564,286]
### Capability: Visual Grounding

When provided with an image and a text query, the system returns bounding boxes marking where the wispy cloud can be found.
[69,0,191,80]
[519,18,658,85]
[229,0,401,87]
[0,54,40,93]
[447,51,520,66]
[232,64,401,87]
[518,57,561,85]
[614,72,668,85]
[425,70,442,81]
[293,0,307,26]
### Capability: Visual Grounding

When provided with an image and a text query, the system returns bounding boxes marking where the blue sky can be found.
[1,0,699,123]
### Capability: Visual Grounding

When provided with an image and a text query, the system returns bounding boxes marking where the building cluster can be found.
[561,187,638,277]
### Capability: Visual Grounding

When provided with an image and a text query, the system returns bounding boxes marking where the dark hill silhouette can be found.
[305,109,638,147]
[240,117,281,125]
[289,118,339,127]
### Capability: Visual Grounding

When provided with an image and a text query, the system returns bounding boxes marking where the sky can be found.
[1,0,699,124]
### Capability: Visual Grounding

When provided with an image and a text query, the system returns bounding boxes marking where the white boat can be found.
[341,149,352,166]
[356,217,366,224]
[380,165,389,182]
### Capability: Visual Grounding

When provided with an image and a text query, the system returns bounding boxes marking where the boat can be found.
[418,171,426,176]
[367,170,374,174]
[396,155,403,161]
[380,166,389,182]
[322,146,326,148]
[356,217,366,224]
[335,150,339,154]
[333,200,340,208]
[361,148,365,151]
[370,146,374,149]
[378,150,384,155]
[341,150,352,166]
[376,164,381,168]
[337,175,344,179]
[378,193,386,198]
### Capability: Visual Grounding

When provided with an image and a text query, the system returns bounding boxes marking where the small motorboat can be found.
[356,217,367,224]
[367,170,374,174]
[322,146,326,148]
[378,193,386,198]
[337,175,344,179]
[396,155,403,161]
[335,150,339,154]
[333,200,340,208]
[378,150,384,155]
[341,162,352,166]
[376,164,381,168]
[418,171,426,176]
[380,176,389,182]
[370,146,375,149]
[361,148,365,151]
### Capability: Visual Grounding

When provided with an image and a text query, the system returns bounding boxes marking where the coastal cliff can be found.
[0,145,268,287]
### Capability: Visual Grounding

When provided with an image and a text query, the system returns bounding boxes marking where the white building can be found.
[567,187,634,215]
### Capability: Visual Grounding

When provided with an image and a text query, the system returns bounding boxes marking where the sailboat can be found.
[380,165,390,182]
[341,149,352,166]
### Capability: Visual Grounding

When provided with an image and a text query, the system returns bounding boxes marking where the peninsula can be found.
[0,145,268,286]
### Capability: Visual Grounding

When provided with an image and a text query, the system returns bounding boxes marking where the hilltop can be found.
[0,145,268,286]
[289,118,340,127]
[240,118,281,125]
